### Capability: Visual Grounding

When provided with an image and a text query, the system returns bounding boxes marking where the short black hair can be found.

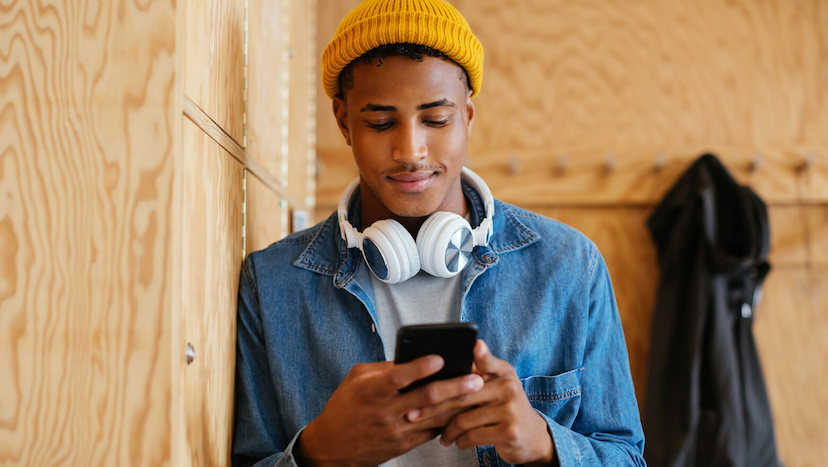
[337,43,471,98]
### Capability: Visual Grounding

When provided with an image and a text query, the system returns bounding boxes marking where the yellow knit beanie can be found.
[321,0,484,99]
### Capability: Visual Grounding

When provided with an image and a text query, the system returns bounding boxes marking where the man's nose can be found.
[391,123,427,163]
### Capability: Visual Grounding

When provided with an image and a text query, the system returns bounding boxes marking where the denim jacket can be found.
[233,183,646,467]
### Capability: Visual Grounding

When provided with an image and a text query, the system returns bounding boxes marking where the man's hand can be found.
[295,355,484,467]
[435,340,556,465]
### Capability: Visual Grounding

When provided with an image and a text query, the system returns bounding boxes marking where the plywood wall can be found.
[1,0,316,464]
[176,0,316,465]
[315,1,827,465]
[177,121,244,466]
[0,0,176,464]
[247,0,290,250]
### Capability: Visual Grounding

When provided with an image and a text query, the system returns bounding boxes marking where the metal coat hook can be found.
[186,343,195,365]
[507,154,521,175]
[654,153,667,172]
[603,154,617,174]
[797,152,815,173]
[749,153,764,173]
[556,154,569,174]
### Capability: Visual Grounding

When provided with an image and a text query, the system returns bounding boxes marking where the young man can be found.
[232,1,645,466]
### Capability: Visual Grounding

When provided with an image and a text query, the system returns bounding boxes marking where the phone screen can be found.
[393,322,478,392]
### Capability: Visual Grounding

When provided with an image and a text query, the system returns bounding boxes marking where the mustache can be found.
[385,163,444,173]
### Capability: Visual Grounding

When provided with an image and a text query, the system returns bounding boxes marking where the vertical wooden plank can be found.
[753,267,828,466]
[0,0,176,465]
[314,0,360,149]
[248,0,289,178]
[768,206,811,267]
[177,121,244,467]
[315,0,360,215]
[288,0,317,215]
[806,204,828,266]
[247,0,291,240]
[246,173,288,255]
[806,154,828,201]
[183,0,246,144]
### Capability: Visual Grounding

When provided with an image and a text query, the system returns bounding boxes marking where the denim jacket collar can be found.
[292,181,541,287]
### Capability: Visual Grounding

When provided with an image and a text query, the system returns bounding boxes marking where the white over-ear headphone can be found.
[338,167,495,284]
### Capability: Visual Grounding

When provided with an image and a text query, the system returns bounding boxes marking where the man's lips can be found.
[387,171,434,182]
[386,171,436,192]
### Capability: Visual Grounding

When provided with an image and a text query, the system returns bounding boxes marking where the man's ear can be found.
[465,92,476,138]
[332,97,352,146]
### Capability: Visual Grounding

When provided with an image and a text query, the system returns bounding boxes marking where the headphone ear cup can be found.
[416,212,474,278]
[362,219,420,284]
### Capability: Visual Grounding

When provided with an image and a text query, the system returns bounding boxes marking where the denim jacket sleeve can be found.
[232,257,301,467]
[541,251,645,466]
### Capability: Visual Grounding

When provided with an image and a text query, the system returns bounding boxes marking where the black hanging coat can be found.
[644,154,781,467]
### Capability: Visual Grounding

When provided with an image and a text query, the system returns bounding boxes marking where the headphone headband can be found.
[337,167,495,248]
[337,177,362,248]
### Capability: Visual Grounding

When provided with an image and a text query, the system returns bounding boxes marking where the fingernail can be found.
[406,409,420,421]
[440,437,449,446]
[469,375,484,390]
[430,355,445,369]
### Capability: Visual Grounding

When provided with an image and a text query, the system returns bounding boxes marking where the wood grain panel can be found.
[184,96,302,209]
[808,153,828,201]
[183,0,245,144]
[315,0,360,183]
[768,206,810,268]
[288,0,317,212]
[753,267,828,466]
[806,204,828,266]
[315,0,361,211]
[454,0,826,148]
[246,172,288,255]
[177,121,244,467]
[0,0,176,464]
[315,147,358,211]
[248,0,289,177]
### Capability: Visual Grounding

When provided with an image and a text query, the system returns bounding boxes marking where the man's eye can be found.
[366,121,393,130]
[424,118,451,127]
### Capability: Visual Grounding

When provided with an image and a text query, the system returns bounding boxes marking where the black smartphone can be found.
[393,322,478,393]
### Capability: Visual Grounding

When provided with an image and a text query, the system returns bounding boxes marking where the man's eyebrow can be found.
[359,99,457,112]
[417,98,456,110]
[360,104,396,112]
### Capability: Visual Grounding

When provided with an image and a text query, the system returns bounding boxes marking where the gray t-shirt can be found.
[371,270,478,467]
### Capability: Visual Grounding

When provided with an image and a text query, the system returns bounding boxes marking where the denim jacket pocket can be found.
[521,368,583,428]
